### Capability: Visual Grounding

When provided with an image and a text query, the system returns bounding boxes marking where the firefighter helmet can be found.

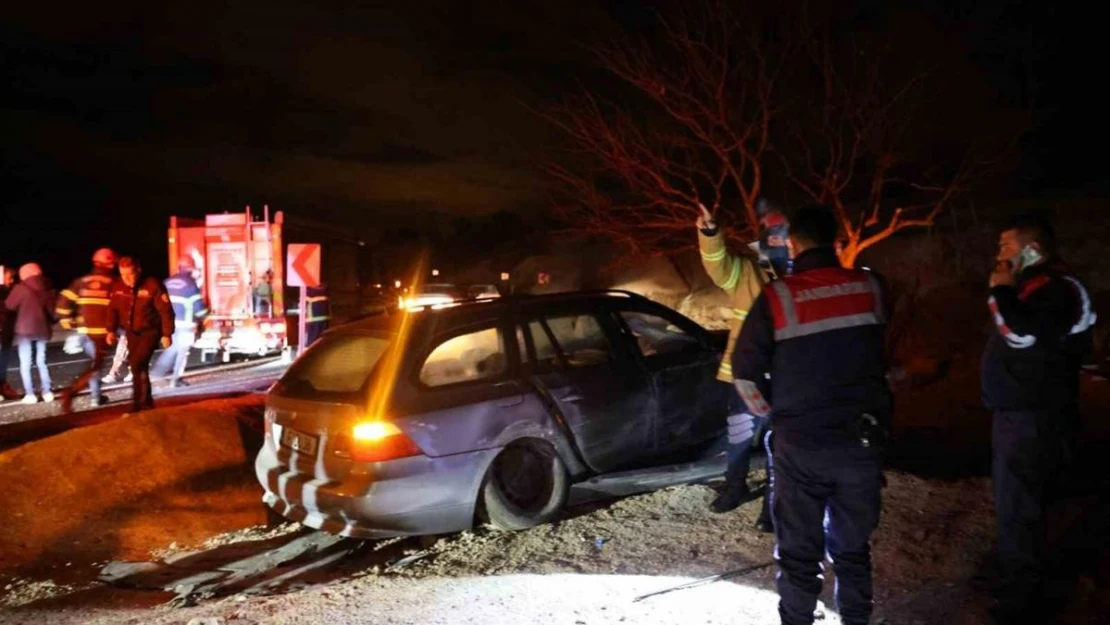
[92,248,117,268]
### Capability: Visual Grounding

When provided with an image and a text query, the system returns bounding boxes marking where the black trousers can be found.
[126,331,160,411]
[771,437,883,625]
[992,409,1064,608]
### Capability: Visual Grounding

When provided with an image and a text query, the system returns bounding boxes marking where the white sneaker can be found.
[102,374,119,384]
[20,395,38,405]
[124,373,133,383]
[42,392,55,402]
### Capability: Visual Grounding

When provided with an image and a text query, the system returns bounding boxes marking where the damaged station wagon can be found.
[256,290,732,538]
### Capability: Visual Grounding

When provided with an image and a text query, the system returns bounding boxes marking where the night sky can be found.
[1,0,1103,282]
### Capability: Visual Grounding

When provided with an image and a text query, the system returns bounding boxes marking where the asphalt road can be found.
[0,357,287,450]
[1,339,214,399]
[1,351,284,414]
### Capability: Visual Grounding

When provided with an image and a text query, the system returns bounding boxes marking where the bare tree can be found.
[542,1,1022,263]
[541,1,789,253]
[778,23,1020,267]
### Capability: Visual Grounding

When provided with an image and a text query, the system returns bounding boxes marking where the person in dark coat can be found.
[106,256,174,413]
[0,266,18,400]
[981,214,1091,625]
[4,263,57,404]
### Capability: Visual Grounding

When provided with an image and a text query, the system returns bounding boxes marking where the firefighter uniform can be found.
[981,261,1091,619]
[699,221,776,518]
[57,267,116,408]
[107,276,174,412]
[731,246,891,625]
[154,270,207,386]
[304,285,330,347]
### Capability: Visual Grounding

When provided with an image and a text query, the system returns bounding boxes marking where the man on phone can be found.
[982,214,1092,624]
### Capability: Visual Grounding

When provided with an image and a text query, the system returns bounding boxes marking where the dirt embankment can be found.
[0,395,267,584]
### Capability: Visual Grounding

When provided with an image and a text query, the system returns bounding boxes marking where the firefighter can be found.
[153,258,207,387]
[696,201,786,531]
[981,214,1091,625]
[254,270,274,316]
[106,257,174,413]
[731,205,891,625]
[58,248,119,412]
[304,285,330,347]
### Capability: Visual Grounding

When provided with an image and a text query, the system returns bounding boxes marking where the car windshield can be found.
[275,333,392,400]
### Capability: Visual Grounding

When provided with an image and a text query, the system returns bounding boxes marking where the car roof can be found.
[335,289,655,337]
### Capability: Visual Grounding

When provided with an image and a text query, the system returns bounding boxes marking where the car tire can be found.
[480,439,569,531]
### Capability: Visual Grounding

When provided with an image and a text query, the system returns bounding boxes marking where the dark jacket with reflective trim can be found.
[107,276,174,339]
[306,285,330,324]
[164,271,207,330]
[55,267,116,336]
[981,261,1083,411]
[731,247,892,447]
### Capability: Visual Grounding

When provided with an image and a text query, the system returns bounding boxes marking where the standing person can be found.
[153,258,207,387]
[731,205,891,625]
[254,270,274,316]
[0,266,18,401]
[696,200,786,532]
[4,263,57,404]
[106,257,174,412]
[58,248,118,412]
[981,214,1088,625]
[304,284,330,347]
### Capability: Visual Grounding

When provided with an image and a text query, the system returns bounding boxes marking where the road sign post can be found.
[287,243,321,356]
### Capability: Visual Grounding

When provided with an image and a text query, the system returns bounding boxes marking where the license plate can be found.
[280,427,318,456]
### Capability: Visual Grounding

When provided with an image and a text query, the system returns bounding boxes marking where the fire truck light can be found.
[394,280,402,288]
[500,272,510,281]
[432,269,440,276]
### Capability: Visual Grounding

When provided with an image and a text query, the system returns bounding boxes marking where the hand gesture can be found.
[695,203,716,231]
[160,336,172,349]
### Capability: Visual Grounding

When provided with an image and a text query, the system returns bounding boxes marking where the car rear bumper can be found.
[255,443,500,539]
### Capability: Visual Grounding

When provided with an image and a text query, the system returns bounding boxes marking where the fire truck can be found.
[168,207,288,362]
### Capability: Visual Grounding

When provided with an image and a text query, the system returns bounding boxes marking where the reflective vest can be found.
[762,262,890,435]
[766,268,886,342]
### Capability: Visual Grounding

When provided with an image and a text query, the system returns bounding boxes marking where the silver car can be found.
[256,290,731,538]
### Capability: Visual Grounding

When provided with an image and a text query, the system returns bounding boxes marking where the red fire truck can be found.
[168,207,288,362]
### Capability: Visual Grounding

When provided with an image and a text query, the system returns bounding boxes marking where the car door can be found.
[520,302,658,474]
[611,301,729,458]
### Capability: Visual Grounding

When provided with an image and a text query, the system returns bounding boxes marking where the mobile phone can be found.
[1016,245,1043,271]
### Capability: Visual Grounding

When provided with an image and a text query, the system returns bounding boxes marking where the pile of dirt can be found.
[0,395,267,582]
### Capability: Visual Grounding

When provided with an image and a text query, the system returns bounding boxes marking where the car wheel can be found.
[480,439,569,531]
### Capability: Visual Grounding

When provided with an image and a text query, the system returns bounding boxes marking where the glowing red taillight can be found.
[347,421,422,463]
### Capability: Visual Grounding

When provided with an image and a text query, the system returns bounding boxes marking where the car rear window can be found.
[420,327,507,387]
[276,334,391,399]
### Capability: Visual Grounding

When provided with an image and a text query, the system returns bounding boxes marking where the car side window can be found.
[619,311,701,357]
[419,327,507,387]
[543,314,611,369]
[526,320,561,372]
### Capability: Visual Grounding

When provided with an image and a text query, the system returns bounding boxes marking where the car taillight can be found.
[348,421,422,463]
